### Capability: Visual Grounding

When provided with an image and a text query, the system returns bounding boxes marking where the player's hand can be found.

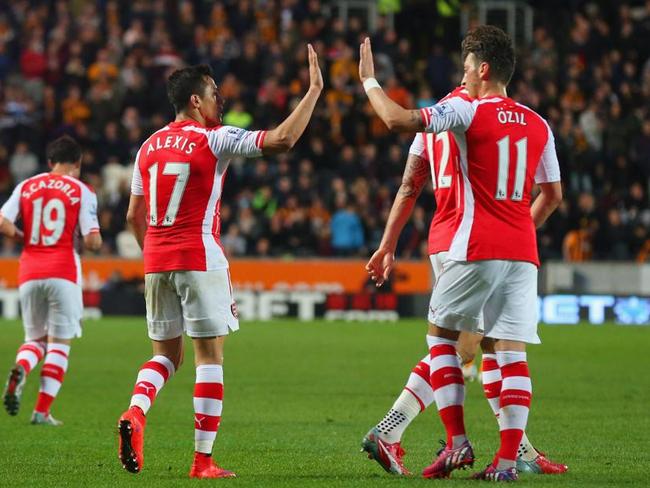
[365,247,395,287]
[13,228,24,241]
[359,37,375,82]
[307,44,323,92]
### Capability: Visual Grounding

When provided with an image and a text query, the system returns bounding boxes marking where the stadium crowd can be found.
[0,0,649,262]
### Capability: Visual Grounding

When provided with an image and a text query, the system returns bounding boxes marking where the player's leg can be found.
[456,331,482,381]
[31,279,84,425]
[3,281,47,416]
[180,270,237,479]
[31,336,70,426]
[118,272,181,474]
[422,260,496,478]
[472,261,537,482]
[361,353,432,475]
[189,335,234,479]
[479,338,567,474]
[361,252,446,475]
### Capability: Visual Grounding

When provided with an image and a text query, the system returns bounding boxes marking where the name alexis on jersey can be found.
[496,108,527,125]
[146,135,196,155]
[21,178,80,205]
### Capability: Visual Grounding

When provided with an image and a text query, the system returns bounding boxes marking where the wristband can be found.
[363,77,381,93]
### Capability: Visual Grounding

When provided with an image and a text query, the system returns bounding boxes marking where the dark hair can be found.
[461,25,515,85]
[166,64,213,113]
[46,135,82,164]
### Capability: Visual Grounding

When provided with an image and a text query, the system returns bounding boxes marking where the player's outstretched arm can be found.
[262,44,323,155]
[531,181,562,228]
[366,153,430,287]
[126,194,148,250]
[359,38,423,132]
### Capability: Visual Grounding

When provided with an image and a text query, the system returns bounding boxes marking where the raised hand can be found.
[359,37,375,83]
[307,44,323,92]
[365,247,395,287]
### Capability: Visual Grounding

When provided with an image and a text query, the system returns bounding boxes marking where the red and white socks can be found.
[15,341,46,375]
[481,353,502,420]
[428,335,467,448]
[495,351,532,470]
[129,355,175,415]
[375,355,433,443]
[194,365,224,454]
[34,343,70,415]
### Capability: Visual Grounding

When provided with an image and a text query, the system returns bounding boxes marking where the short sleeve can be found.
[420,96,476,134]
[0,181,25,223]
[408,133,426,159]
[206,126,266,159]
[535,124,561,184]
[131,149,144,196]
[79,185,100,236]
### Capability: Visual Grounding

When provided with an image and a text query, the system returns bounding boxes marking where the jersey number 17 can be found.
[148,162,189,226]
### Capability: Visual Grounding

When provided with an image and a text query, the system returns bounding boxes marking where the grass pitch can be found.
[0,318,648,487]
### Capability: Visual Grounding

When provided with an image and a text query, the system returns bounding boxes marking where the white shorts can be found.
[19,278,83,341]
[429,252,485,334]
[428,259,540,344]
[145,269,239,341]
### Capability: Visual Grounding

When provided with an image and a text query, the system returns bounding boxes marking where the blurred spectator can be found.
[330,197,364,256]
[0,2,646,262]
[9,142,39,183]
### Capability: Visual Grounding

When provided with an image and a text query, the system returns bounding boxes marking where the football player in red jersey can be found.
[116,45,323,479]
[1,136,102,425]
[360,91,567,477]
[360,26,563,481]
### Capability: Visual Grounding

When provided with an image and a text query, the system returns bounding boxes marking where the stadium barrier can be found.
[0,258,648,325]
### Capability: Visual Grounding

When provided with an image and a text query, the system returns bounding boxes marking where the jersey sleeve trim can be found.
[255,130,267,149]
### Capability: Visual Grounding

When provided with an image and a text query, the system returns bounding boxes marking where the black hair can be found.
[461,25,515,85]
[46,135,82,164]
[166,64,213,113]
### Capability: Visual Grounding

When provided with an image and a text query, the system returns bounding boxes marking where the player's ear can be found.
[190,93,201,108]
[479,62,490,81]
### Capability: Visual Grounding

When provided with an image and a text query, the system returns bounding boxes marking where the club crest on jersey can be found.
[433,102,454,117]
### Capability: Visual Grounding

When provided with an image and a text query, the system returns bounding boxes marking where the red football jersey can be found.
[409,87,472,255]
[0,172,100,284]
[131,120,266,273]
[420,95,561,266]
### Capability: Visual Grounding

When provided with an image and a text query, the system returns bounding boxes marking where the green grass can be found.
[0,318,648,487]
